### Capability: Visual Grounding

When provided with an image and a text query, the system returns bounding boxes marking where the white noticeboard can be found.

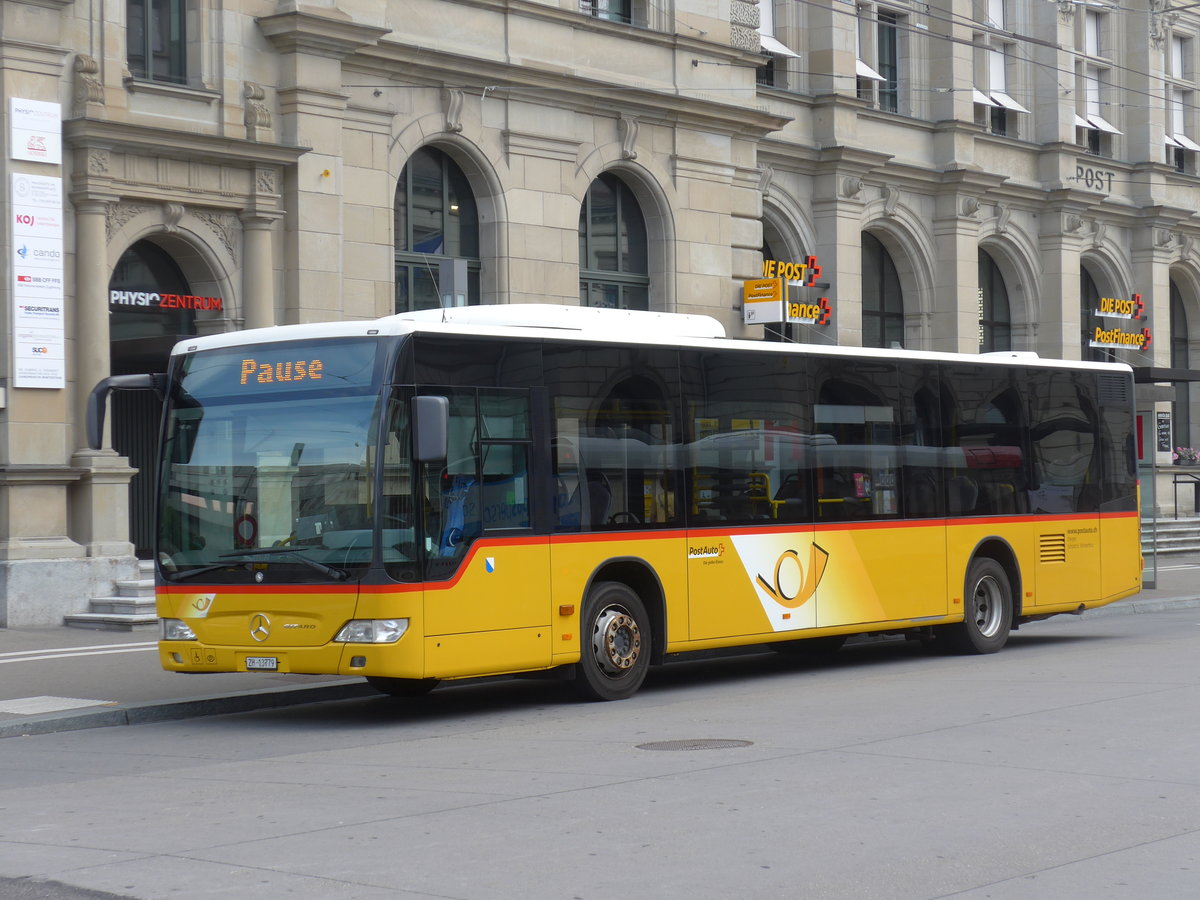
[10,98,62,165]
[11,173,65,388]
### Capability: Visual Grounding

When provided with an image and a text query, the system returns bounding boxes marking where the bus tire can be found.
[944,557,1012,654]
[572,581,650,701]
[366,676,440,697]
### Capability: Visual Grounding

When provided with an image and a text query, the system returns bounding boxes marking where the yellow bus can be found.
[88,304,1142,701]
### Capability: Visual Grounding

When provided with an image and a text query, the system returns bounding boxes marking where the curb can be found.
[0,679,376,740]
[1090,594,1200,617]
[4,597,1197,739]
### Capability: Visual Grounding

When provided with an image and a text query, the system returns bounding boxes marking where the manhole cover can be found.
[635,739,753,751]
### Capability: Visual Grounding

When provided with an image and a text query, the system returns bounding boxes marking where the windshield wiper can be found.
[169,548,350,582]
[220,548,350,581]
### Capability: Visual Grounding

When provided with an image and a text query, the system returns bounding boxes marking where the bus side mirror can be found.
[413,395,449,463]
[86,374,166,450]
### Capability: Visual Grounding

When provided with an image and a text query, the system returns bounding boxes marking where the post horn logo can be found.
[756,543,830,609]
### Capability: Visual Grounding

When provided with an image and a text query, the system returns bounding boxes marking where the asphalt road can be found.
[2,601,1200,899]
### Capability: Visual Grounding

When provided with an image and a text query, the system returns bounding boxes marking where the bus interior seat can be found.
[774,472,805,501]
[903,470,939,517]
[586,470,612,528]
[947,475,978,515]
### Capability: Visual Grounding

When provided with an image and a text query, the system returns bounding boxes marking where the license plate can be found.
[245,656,278,671]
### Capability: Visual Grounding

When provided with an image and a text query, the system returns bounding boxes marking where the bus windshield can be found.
[158,338,390,582]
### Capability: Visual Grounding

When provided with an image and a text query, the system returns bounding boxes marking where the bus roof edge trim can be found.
[393,304,726,339]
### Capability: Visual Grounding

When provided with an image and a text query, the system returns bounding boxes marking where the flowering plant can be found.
[1173,447,1199,464]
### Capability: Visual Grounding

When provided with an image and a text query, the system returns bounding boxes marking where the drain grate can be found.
[636,739,753,751]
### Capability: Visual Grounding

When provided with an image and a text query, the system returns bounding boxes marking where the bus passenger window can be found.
[814,403,899,521]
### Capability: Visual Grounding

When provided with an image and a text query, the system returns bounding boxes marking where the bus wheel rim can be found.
[973,575,1004,638]
[593,606,641,677]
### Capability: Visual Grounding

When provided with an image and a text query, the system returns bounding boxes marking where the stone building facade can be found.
[0,0,1195,625]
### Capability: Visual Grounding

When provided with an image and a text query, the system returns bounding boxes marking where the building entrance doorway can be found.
[108,241,201,558]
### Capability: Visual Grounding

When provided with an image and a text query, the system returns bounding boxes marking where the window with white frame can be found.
[757,0,800,90]
[1166,34,1198,172]
[1172,34,1191,80]
[857,4,902,113]
[1075,11,1120,157]
[972,1,1028,137]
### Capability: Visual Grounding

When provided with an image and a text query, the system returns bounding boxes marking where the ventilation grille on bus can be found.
[1098,374,1130,406]
[1039,533,1067,564]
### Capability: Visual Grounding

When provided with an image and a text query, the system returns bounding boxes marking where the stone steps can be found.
[1142,518,1200,555]
[64,562,158,632]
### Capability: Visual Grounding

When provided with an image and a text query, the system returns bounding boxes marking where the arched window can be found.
[579,173,649,309]
[1172,281,1191,450]
[862,232,904,348]
[978,250,1011,352]
[395,147,480,311]
[1080,267,1107,362]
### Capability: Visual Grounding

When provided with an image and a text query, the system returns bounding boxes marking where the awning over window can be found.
[760,34,800,58]
[973,89,999,107]
[990,91,1030,114]
[1166,134,1184,148]
[1134,367,1200,384]
[1086,114,1123,135]
[1174,133,1200,152]
[856,59,885,81]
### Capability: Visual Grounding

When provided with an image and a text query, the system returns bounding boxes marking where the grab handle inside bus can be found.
[86,373,166,450]
[413,395,449,463]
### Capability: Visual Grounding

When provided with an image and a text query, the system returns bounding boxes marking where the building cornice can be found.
[256,9,391,58]
[63,119,309,169]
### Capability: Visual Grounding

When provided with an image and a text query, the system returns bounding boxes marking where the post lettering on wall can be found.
[750,255,835,330]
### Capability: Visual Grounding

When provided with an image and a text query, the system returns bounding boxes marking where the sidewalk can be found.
[2,587,1198,740]
[0,627,373,739]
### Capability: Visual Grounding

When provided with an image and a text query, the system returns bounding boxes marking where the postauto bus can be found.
[87,304,1141,701]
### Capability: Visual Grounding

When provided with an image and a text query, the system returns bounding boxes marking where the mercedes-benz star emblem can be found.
[249,613,271,642]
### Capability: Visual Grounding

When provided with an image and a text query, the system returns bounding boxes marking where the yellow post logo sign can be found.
[742,278,784,324]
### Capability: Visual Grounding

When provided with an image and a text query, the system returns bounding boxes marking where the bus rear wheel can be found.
[573,581,650,701]
[366,676,440,697]
[943,557,1012,654]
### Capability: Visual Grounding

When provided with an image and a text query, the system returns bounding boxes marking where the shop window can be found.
[1172,283,1192,452]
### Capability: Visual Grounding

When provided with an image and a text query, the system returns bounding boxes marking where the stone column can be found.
[811,150,890,348]
[1037,201,1089,359]
[240,213,280,330]
[69,195,136,558]
[72,198,113,441]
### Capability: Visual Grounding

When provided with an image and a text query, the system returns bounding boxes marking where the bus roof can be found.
[170,303,1133,374]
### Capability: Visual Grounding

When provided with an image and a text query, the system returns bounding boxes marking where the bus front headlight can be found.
[161,618,197,641]
[335,619,408,643]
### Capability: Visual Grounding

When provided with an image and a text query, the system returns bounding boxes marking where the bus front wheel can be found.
[573,581,650,701]
[943,557,1012,654]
